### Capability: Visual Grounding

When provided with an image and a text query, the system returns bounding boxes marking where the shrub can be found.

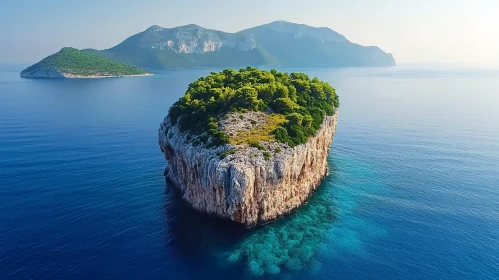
[286,124,307,145]
[249,140,265,150]
[286,113,304,125]
[302,115,313,127]
[273,127,293,147]
[219,149,235,159]
[271,97,299,114]
[263,151,271,160]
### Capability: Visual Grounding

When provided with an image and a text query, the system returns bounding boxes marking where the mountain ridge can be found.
[35,21,396,70]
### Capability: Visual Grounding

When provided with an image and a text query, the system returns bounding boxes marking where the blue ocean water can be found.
[0,65,498,279]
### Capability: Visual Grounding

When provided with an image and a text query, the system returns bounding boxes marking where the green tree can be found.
[272,97,299,114]
[168,67,339,147]
[286,113,304,125]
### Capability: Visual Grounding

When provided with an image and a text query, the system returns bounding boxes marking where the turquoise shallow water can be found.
[0,65,498,279]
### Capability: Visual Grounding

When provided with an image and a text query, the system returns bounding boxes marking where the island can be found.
[20,47,150,79]
[24,21,395,73]
[89,21,395,68]
[158,67,339,227]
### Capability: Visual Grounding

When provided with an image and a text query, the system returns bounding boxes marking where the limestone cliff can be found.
[136,24,257,54]
[158,110,339,227]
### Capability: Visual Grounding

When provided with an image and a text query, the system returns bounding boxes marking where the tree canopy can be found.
[169,67,339,147]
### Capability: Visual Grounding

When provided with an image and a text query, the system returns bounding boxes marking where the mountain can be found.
[241,21,395,67]
[21,47,149,79]
[84,24,274,69]
[26,21,395,72]
[87,21,395,69]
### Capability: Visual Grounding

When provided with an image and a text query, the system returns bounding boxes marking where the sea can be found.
[0,64,498,280]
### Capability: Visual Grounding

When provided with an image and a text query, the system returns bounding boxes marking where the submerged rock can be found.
[158,110,339,227]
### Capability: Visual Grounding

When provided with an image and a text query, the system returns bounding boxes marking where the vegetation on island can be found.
[21,47,147,77]
[169,67,339,148]
[228,114,286,146]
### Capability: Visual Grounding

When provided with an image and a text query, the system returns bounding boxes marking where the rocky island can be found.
[20,47,150,79]
[158,67,339,227]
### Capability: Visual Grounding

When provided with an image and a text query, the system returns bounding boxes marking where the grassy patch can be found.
[218,149,236,159]
[249,141,265,150]
[229,114,286,145]
[263,151,271,160]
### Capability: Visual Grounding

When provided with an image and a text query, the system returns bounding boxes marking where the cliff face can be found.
[129,24,257,54]
[158,110,339,227]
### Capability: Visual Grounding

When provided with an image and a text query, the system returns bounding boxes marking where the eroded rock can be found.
[158,110,339,227]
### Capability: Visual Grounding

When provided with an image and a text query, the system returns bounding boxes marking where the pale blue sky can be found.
[1,0,498,65]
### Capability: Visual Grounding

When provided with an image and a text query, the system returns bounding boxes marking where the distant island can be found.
[159,67,339,227]
[20,47,150,79]
[22,21,395,76]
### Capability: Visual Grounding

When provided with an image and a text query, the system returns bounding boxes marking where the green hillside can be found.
[21,47,147,77]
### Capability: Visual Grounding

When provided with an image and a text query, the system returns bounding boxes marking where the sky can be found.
[1,0,498,65]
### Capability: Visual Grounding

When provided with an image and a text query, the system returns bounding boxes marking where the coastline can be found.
[20,71,153,79]
[61,73,154,79]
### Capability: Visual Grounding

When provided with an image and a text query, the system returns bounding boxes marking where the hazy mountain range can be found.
[83,21,395,69]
